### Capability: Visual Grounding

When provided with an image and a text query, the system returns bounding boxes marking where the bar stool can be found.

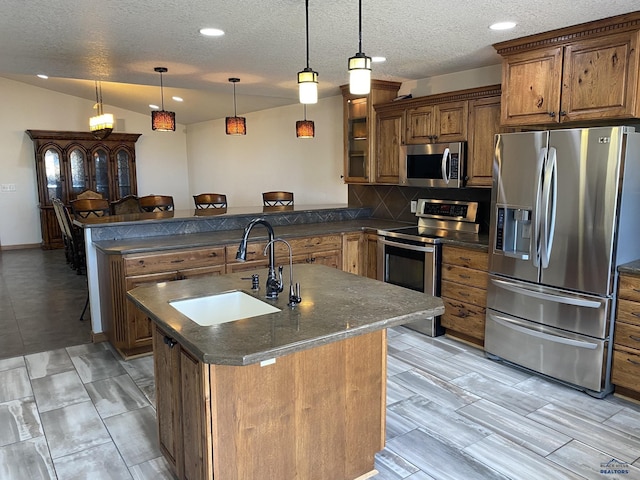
[110,195,141,215]
[70,198,110,219]
[193,193,227,209]
[262,191,294,206]
[139,195,174,212]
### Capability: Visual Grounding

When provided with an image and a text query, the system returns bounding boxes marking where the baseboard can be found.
[0,243,42,251]
[91,331,109,343]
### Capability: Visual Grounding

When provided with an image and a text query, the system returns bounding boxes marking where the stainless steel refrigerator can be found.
[485,126,640,397]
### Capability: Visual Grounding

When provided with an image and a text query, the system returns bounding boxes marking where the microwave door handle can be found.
[441,148,450,184]
[533,147,547,268]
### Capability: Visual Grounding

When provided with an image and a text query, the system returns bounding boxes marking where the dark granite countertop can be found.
[128,264,445,366]
[619,260,640,275]
[93,218,412,255]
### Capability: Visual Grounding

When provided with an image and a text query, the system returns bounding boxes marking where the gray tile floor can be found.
[2,249,640,479]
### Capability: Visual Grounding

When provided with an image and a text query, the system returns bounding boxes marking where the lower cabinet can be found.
[612,273,640,400]
[153,324,385,480]
[440,245,488,347]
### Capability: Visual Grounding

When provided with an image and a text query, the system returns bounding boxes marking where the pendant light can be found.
[226,78,246,135]
[296,105,315,138]
[151,67,176,132]
[348,0,372,95]
[297,0,318,104]
[89,81,114,140]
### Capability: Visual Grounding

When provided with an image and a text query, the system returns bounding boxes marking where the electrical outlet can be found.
[0,184,15,192]
[410,200,417,213]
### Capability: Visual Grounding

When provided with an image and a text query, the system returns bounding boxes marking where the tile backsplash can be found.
[348,184,492,232]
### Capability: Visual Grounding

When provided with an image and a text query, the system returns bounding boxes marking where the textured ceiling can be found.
[1,1,638,125]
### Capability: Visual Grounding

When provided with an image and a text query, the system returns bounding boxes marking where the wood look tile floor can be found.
[2,249,640,479]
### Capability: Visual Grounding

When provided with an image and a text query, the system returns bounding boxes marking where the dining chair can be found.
[70,198,111,219]
[262,191,294,206]
[193,193,228,209]
[76,189,103,200]
[110,195,141,215]
[139,195,175,212]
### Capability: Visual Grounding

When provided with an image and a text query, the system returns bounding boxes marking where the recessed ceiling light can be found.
[172,96,183,102]
[149,104,159,110]
[490,21,516,31]
[199,27,225,37]
[37,74,48,79]
[372,56,386,63]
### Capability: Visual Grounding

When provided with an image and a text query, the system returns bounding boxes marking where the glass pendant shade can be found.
[151,67,176,132]
[296,120,315,138]
[298,69,318,104]
[225,116,247,135]
[348,55,371,95]
[89,81,114,139]
[152,110,176,131]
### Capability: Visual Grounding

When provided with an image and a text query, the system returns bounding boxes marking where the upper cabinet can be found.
[495,13,640,127]
[405,101,468,144]
[27,130,141,249]
[340,80,402,183]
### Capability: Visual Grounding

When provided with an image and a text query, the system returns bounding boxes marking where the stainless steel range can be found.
[377,199,480,336]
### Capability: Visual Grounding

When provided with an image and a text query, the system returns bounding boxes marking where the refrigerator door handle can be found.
[533,147,547,267]
[490,278,603,308]
[489,314,599,349]
[441,148,450,184]
[541,147,558,268]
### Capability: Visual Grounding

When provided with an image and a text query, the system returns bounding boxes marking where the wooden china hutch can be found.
[27,130,141,249]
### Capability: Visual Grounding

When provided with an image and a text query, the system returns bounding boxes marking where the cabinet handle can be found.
[459,257,471,262]
[310,257,316,263]
[627,358,640,366]
[163,336,177,348]
[630,335,640,343]
[548,112,556,118]
[208,252,218,257]
[559,111,567,116]
[631,312,640,318]
[170,259,185,263]
[459,292,469,297]
[459,274,471,279]
[633,288,640,293]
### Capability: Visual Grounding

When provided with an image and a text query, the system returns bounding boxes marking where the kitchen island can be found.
[128,264,444,480]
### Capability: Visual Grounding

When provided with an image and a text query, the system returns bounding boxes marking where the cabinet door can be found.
[405,105,435,144]
[561,31,639,122]
[153,325,183,477]
[68,146,89,200]
[434,101,468,142]
[42,147,65,205]
[90,147,111,200]
[114,147,137,198]
[344,96,370,182]
[310,250,341,269]
[342,233,362,274]
[364,233,378,280]
[376,112,402,184]
[501,46,563,126]
[466,97,501,187]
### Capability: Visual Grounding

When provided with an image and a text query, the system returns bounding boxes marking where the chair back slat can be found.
[70,198,110,219]
[262,191,293,206]
[193,193,227,209]
[139,195,174,212]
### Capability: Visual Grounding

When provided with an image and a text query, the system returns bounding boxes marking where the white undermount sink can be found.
[169,290,281,326]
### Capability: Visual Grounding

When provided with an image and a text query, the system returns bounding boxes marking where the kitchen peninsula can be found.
[128,264,444,480]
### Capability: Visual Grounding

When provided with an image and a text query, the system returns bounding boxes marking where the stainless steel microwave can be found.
[401,142,466,188]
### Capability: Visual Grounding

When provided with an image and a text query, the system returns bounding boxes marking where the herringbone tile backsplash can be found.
[348,184,492,231]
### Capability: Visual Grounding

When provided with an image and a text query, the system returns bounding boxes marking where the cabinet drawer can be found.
[612,348,640,391]
[225,242,267,265]
[442,246,488,270]
[615,321,640,350]
[441,280,486,307]
[125,247,226,275]
[441,264,488,289]
[616,298,640,327]
[618,275,640,303]
[285,235,343,255]
[441,298,486,341]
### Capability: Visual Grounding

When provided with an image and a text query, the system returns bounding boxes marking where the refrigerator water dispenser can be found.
[494,206,531,260]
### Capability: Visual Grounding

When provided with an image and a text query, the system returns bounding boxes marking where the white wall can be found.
[0,77,190,247]
[399,64,502,97]
[186,96,346,207]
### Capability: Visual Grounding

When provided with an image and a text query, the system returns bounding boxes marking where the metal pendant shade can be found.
[226,78,246,135]
[297,0,318,104]
[296,105,315,138]
[348,0,372,95]
[151,67,176,132]
[89,81,114,140]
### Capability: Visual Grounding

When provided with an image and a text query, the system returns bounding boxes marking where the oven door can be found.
[377,236,443,336]
[403,142,465,188]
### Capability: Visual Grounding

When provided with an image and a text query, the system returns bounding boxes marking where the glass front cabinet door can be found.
[27,130,142,249]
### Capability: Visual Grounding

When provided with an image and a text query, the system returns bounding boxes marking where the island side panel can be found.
[209,330,385,480]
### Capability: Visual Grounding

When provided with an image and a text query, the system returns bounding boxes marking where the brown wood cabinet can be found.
[495,14,640,127]
[466,96,503,187]
[153,324,386,480]
[340,81,402,184]
[612,273,640,400]
[375,110,403,184]
[440,245,489,347]
[26,130,141,249]
[98,246,226,359]
[405,101,468,144]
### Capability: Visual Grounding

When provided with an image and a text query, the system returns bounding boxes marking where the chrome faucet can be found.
[236,218,283,298]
